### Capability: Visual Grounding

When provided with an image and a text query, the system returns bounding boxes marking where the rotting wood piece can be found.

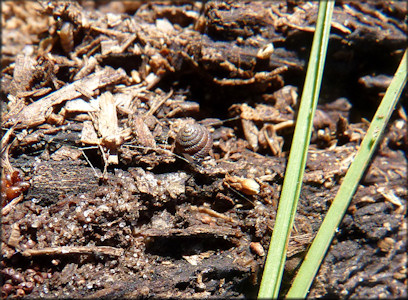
[3,67,127,129]
[204,1,406,47]
[1,1,406,299]
[26,160,100,206]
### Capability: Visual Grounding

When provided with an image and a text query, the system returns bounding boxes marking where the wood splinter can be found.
[21,246,124,257]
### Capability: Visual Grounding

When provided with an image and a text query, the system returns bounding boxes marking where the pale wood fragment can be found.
[21,246,124,257]
[7,67,126,129]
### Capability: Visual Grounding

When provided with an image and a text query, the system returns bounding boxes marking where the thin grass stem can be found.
[286,49,408,298]
[257,1,334,298]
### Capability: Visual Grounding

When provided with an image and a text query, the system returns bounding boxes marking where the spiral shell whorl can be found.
[176,123,213,159]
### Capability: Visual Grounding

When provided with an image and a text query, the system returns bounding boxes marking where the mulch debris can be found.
[1,1,406,298]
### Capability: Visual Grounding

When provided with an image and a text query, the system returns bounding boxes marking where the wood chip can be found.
[132,116,156,148]
[6,67,126,129]
[98,91,119,142]
[80,121,99,145]
[50,145,83,161]
[1,195,24,216]
[21,246,124,257]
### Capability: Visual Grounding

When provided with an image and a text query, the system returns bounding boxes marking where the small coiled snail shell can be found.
[176,123,213,159]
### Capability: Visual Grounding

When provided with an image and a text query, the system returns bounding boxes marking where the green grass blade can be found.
[286,48,408,299]
[257,1,334,298]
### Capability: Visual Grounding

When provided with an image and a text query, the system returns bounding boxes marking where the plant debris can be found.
[1,1,406,298]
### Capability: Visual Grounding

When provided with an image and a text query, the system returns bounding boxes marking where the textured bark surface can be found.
[1,1,407,298]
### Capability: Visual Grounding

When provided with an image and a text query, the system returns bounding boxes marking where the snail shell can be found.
[176,123,213,159]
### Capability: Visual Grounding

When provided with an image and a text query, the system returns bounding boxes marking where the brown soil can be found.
[1,1,407,299]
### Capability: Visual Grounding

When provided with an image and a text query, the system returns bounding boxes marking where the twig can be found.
[2,195,24,216]
[194,206,238,224]
[21,245,124,257]
[98,144,108,177]
[146,89,174,116]
[0,125,16,153]
[81,148,100,179]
